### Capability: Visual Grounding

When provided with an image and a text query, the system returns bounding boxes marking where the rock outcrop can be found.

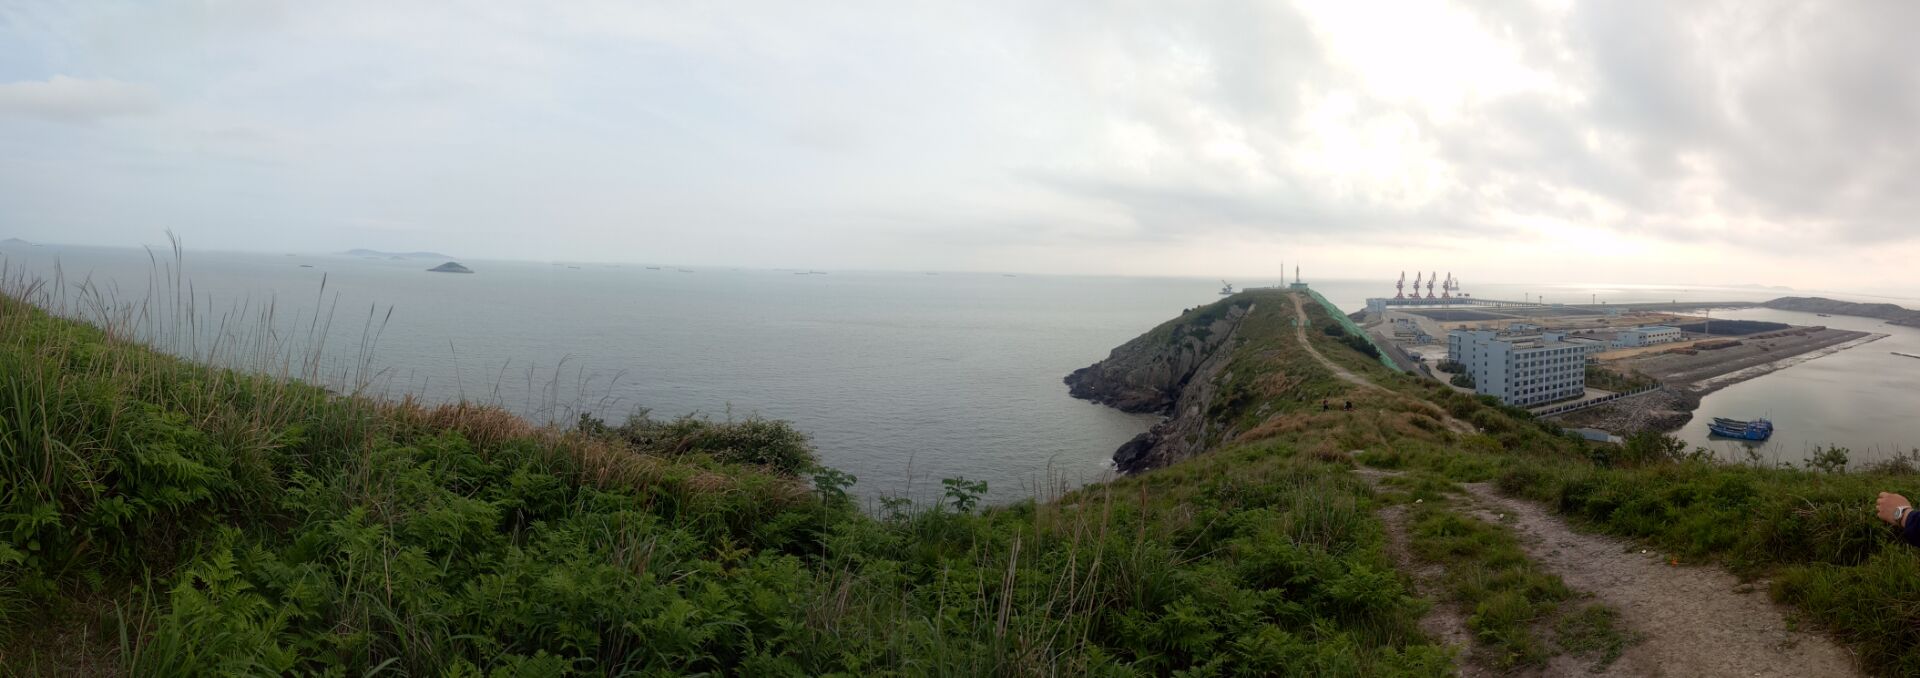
[1065,299,1252,473]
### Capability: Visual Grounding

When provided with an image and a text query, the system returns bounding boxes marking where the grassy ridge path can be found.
[1287,291,1376,389]
[1456,481,1861,678]
[1286,292,1477,435]
[1361,460,1862,676]
[1305,288,1866,675]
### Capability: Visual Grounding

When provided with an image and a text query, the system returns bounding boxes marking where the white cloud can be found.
[0,1,1916,291]
[0,75,157,122]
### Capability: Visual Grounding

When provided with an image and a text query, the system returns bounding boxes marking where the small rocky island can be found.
[427,261,474,274]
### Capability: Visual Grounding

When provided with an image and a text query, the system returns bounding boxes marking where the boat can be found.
[1219,280,1235,296]
[1817,313,1832,318]
[1708,417,1774,441]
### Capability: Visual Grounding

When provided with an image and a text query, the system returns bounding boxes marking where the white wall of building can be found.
[1612,325,1683,348]
[1448,330,1588,407]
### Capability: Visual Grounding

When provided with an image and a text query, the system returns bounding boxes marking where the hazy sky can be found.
[2,1,1917,290]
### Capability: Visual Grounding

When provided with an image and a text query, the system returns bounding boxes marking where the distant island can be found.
[343,248,451,258]
[1763,296,1920,327]
[427,261,474,274]
[1,238,32,246]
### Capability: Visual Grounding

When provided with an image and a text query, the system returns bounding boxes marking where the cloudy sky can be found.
[2,1,1916,290]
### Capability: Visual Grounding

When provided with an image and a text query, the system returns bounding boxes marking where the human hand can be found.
[1877,492,1912,526]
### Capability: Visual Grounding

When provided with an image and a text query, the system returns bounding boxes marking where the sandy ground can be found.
[1549,329,1884,434]
[1611,328,1874,392]
[1358,465,1863,677]
[1549,386,1696,434]
[1685,333,1887,392]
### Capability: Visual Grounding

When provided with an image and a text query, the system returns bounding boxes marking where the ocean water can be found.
[1678,308,1920,466]
[6,243,1913,502]
[1,244,1209,505]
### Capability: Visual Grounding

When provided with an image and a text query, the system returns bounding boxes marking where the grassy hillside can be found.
[3,283,1919,675]
[0,287,1460,675]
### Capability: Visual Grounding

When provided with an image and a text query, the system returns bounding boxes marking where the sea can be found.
[4,243,1916,503]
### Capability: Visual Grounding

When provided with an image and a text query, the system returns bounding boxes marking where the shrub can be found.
[1338,334,1381,359]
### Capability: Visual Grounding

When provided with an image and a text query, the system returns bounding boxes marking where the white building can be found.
[1612,325,1682,348]
[1447,330,1588,407]
[1564,336,1609,358]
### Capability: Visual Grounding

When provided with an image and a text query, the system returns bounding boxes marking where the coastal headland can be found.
[5,278,1918,675]
[1064,287,1910,675]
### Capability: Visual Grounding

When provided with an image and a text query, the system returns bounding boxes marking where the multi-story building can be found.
[1563,336,1610,358]
[1612,325,1683,348]
[1447,330,1588,407]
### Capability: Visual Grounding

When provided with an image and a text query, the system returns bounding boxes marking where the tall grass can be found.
[0,246,1462,675]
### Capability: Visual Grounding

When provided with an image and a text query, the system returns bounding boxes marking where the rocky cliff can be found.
[1762,296,1920,326]
[1065,298,1252,473]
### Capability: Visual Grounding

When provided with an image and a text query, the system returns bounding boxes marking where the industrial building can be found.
[1564,336,1610,357]
[1612,325,1683,348]
[1447,330,1588,407]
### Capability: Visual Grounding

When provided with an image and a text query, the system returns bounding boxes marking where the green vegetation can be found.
[1327,329,1382,361]
[1448,373,1474,389]
[1585,365,1656,392]
[1406,506,1627,671]
[1363,437,1920,675]
[1319,321,1384,360]
[0,289,1455,675]
[5,273,1918,676]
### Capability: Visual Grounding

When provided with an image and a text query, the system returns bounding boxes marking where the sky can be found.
[2,1,1917,292]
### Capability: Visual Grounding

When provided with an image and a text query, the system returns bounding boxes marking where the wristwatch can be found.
[1897,506,1912,524]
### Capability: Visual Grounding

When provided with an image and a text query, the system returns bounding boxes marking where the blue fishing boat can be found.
[1708,417,1773,441]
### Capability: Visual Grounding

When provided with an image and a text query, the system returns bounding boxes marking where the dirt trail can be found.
[1289,292,1377,389]
[1287,293,1477,435]
[1358,462,1862,677]
[1457,481,1861,678]
[1360,469,1488,676]
[1326,295,1859,675]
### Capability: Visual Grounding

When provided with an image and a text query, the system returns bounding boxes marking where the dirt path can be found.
[1359,469,1487,676]
[1289,292,1376,389]
[1456,482,1861,677]
[1357,465,1863,677]
[1288,293,1477,435]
